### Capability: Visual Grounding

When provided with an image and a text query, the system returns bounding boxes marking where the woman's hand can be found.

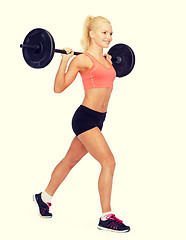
[62,48,74,61]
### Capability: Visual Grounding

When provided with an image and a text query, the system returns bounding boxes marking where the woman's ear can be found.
[89,30,95,39]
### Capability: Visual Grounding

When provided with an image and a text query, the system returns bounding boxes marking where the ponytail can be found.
[80,15,111,52]
[80,15,94,52]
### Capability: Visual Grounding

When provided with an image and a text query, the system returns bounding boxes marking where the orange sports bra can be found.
[80,52,116,90]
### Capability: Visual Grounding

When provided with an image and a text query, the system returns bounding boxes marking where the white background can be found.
[1,0,186,239]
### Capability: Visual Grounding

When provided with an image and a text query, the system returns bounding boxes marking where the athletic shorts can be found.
[72,105,107,136]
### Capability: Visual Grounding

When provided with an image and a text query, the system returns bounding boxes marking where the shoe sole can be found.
[97,226,130,233]
[33,194,52,219]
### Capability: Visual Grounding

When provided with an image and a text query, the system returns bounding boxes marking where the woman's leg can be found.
[45,136,88,196]
[78,127,116,213]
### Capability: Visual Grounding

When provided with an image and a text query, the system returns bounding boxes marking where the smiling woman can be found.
[33,15,130,233]
[81,16,112,52]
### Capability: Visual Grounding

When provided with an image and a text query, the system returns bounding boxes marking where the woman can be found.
[33,16,130,233]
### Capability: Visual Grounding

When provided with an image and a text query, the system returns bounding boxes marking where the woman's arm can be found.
[54,48,79,93]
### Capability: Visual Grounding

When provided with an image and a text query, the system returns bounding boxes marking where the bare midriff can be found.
[82,88,112,113]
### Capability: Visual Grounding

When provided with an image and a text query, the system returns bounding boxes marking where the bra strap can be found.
[83,52,97,63]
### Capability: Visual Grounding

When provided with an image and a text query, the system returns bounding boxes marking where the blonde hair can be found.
[80,16,111,52]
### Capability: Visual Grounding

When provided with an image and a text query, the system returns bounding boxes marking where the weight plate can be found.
[108,43,135,77]
[22,28,55,68]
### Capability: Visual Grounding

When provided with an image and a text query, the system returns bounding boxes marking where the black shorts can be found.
[72,105,107,136]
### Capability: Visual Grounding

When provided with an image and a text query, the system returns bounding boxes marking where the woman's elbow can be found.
[54,83,67,93]
[54,87,63,93]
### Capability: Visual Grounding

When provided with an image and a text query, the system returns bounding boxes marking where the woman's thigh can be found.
[78,127,115,166]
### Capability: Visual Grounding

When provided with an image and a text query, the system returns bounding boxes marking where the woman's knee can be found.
[64,149,87,168]
[100,154,116,172]
[63,155,82,168]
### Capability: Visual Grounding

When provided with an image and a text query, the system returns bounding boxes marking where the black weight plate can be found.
[108,43,135,77]
[22,28,55,68]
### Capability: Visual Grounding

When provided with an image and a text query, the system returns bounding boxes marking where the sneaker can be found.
[33,192,52,218]
[97,214,130,233]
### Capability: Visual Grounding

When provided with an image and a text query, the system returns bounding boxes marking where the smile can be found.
[104,41,110,44]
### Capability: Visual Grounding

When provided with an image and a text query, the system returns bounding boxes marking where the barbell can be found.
[20,28,135,77]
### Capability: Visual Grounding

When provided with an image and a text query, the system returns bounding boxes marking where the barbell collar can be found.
[20,44,39,50]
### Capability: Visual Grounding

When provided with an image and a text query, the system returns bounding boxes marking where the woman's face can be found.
[90,22,113,49]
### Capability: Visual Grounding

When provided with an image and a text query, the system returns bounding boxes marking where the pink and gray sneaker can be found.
[33,193,52,218]
[97,214,130,233]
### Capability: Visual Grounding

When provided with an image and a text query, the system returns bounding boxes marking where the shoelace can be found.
[106,214,123,225]
[47,202,52,207]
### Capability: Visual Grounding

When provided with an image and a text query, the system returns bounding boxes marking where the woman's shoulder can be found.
[74,53,92,69]
[75,53,89,62]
